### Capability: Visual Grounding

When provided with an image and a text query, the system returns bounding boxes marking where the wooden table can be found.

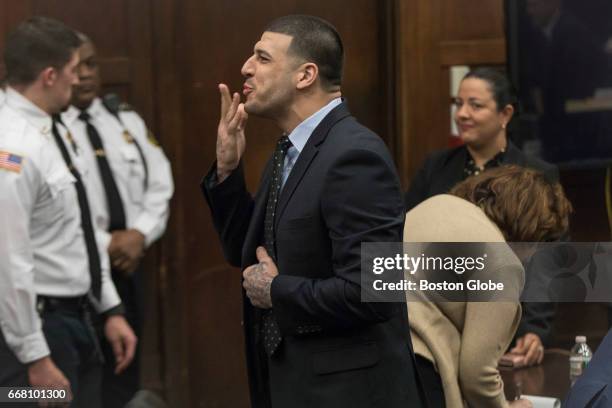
[502,349,572,401]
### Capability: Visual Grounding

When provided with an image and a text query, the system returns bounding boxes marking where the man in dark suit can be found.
[404,139,558,367]
[202,15,426,408]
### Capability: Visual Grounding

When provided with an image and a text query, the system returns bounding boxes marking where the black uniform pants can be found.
[0,297,103,408]
[100,268,143,408]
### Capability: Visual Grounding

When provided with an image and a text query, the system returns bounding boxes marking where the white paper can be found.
[522,395,561,408]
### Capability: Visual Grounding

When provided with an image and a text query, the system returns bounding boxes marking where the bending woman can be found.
[405,165,571,408]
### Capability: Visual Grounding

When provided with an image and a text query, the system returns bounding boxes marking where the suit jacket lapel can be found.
[242,160,273,267]
[274,102,351,229]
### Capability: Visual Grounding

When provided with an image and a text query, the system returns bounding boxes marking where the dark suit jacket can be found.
[404,141,559,346]
[202,103,426,408]
[564,329,612,408]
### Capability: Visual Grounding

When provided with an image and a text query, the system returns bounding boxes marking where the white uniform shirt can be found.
[0,88,120,364]
[0,88,5,106]
[62,98,173,248]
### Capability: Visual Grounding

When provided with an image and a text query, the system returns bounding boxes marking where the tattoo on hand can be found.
[245,263,273,308]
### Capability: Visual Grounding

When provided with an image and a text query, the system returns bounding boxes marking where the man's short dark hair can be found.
[265,15,343,90]
[4,16,81,86]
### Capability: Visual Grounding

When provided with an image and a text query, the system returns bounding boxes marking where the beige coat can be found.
[404,195,524,408]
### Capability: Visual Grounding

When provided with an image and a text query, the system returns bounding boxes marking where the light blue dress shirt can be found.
[281,97,342,187]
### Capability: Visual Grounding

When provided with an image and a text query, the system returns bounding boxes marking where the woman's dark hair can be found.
[463,67,517,112]
[451,165,572,242]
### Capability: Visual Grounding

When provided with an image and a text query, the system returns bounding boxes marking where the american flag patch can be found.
[0,151,23,173]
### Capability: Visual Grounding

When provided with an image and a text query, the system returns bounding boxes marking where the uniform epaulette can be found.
[118,101,133,112]
[102,93,134,115]
[147,129,160,147]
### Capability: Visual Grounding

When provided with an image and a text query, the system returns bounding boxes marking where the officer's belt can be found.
[36,295,90,314]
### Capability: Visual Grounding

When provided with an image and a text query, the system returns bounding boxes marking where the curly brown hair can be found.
[450,165,572,242]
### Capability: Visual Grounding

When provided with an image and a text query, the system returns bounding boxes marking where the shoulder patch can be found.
[0,151,24,173]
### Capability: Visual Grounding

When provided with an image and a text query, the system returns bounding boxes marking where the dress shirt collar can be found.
[286,97,342,154]
[63,97,104,125]
[5,87,53,136]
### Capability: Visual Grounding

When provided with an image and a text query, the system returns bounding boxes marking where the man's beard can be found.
[245,91,291,120]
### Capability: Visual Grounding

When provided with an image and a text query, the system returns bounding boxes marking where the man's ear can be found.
[40,67,57,88]
[296,62,318,90]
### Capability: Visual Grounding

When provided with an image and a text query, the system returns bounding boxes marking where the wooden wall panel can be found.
[439,39,506,66]
[32,0,130,54]
[0,0,154,121]
[149,0,191,405]
[440,0,505,41]
[395,0,447,187]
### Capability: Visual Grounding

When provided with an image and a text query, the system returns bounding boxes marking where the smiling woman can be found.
[452,68,515,163]
[404,67,559,213]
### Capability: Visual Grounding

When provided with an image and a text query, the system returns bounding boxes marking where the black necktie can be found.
[261,136,292,356]
[51,120,102,301]
[79,111,126,231]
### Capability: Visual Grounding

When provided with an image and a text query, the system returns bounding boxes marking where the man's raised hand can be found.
[216,83,248,182]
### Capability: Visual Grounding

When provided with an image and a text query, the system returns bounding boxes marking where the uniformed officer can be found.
[0,17,137,407]
[61,33,173,407]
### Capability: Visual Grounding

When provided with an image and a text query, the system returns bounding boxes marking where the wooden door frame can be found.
[392,0,505,188]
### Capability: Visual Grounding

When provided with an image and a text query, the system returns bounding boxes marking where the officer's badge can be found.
[123,130,135,144]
